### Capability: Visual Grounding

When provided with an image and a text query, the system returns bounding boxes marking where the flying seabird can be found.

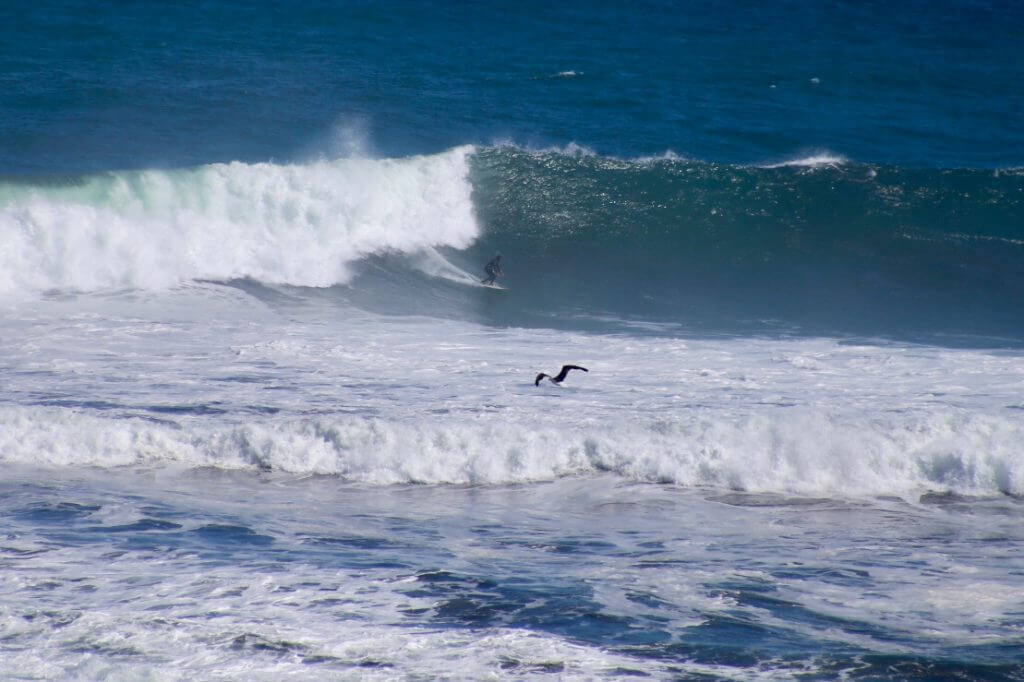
[535,364,588,386]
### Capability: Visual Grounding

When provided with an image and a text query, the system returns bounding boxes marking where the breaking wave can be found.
[3,144,1023,342]
[2,406,1020,498]
[0,146,477,293]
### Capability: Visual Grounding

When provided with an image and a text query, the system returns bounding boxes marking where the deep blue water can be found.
[3,0,1023,173]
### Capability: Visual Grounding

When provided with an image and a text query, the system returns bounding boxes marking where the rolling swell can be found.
[466,147,1024,344]
[3,143,1023,345]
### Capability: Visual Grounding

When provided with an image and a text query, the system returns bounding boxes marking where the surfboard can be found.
[481,282,507,290]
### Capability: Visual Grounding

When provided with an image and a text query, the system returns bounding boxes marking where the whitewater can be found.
[2,146,1021,495]
[0,147,478,293]
[2,142,1023,679]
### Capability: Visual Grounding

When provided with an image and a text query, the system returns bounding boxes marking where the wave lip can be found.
[0,146,478,295]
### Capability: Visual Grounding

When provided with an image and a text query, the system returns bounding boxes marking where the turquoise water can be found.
[2,2,1023,679]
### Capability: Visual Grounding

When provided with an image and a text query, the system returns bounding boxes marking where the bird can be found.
[535,364,588,386]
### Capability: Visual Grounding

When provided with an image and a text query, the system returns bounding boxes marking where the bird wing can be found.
[534,373,548,386]
[554,364,588,381]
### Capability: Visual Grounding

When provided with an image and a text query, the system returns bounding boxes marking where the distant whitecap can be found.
[761,151,847,168]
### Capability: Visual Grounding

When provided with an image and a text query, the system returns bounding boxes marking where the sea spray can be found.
[0,147,477,294]
[1,405,1019,497]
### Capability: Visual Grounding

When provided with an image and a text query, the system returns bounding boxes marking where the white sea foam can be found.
[0,405,1019,497]
[492,141,693,165]
[2,466,1019,680]
[0,539,677,681]
[2,283,1022,500]
[492,140,599,158]
[760,151,848,168]
[0,146,478,295]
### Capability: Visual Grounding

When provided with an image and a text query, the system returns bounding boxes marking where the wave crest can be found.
[0,147,478,294]
[2,407,1020,498]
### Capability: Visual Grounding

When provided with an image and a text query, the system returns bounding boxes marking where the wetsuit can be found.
[482,256,503,285]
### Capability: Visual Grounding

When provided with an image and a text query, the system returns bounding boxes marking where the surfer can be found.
[481,253,503,285]
[535,364,588,386]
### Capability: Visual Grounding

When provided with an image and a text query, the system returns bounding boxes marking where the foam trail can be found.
[0,146,478,295]
[411,247,484,286]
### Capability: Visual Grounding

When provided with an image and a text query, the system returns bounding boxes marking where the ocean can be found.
[2,1,1023,679]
